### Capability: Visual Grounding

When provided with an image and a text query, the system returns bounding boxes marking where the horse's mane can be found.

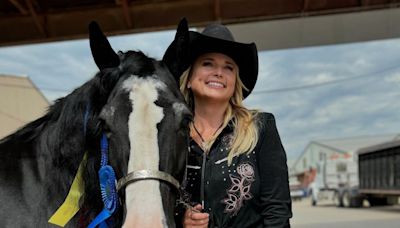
[0,66,117,154]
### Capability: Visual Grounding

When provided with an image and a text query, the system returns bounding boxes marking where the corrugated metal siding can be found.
[359,144,400,192]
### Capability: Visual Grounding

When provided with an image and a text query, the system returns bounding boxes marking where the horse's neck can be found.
[0,77,107,226]
[0,136,47,223]
[0,101,89,223]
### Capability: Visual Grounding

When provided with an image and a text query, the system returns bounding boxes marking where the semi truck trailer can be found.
[311,138,400,207]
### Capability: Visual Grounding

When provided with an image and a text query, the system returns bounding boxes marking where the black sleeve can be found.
[257,113,292,228]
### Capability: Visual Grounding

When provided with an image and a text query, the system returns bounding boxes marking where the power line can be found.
[252,63,400,95]
[1,62,400,95]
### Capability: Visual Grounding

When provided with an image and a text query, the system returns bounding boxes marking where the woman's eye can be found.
[225,65,234,71]
[202,61,213,67]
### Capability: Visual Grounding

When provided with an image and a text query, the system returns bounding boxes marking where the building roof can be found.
[0,74,49,139]
[358,137,400,155]
[313,133,400,154]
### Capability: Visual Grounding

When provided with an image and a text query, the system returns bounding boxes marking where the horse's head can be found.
[86,19,192,227]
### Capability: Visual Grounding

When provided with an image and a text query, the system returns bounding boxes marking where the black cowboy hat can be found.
[163,20,258,99]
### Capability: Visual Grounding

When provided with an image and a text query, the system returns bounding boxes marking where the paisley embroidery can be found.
[222,163,255,215]
[221,134,233,147]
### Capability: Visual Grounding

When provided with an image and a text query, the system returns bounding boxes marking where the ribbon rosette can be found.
[88,165,118,228]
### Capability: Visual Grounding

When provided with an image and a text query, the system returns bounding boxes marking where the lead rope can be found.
[176,128,194,210]
[192,122,223,210]
[176,121,223,214]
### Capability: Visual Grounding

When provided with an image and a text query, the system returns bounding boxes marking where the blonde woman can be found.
[164,22,292,228]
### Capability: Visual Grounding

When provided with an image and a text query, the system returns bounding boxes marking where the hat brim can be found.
[163,30,258,99]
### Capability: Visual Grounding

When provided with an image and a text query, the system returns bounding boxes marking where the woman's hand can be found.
[183,204,209,228]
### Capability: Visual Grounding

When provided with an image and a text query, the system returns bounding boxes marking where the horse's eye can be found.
[104,130,112,138]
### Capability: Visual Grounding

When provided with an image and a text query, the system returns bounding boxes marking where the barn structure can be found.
[0,74,49,139]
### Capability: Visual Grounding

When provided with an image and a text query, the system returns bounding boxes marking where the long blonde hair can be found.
[180,67,259,165]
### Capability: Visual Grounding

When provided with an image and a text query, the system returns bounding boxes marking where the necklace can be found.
[192,122,223,152]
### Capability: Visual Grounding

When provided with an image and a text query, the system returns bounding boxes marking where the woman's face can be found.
[189,52,237,104]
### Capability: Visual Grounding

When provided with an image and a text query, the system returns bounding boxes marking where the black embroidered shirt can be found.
[176,112,292,228]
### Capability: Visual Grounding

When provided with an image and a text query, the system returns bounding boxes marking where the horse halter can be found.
[114,104,191,195]
[90,119,192,228]
[116,169,180,192]
[115,128,191,198]
[90,132,187,227]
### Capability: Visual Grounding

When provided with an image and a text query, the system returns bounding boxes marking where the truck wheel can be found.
[351,197,363,208]
[342,191,363,207]
[342,191,350,208]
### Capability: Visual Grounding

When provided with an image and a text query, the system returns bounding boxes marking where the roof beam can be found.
[119,0,133,29]
[25,0,47,37]
[214,0,221,21]
[8,0,28,15]
[302,0,311,16]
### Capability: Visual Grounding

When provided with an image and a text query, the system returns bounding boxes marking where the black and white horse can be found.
[0,19,191,228]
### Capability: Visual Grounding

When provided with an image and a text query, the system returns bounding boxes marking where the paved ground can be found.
[291,198,400,228]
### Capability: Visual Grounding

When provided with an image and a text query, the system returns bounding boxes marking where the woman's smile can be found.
[206,80,226,88]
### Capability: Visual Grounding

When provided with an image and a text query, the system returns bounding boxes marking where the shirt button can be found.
[206,181,210,185]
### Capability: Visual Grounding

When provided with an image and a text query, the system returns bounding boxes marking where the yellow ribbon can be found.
[48,153,87,227]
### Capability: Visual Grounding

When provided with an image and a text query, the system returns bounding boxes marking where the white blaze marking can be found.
[123,76,166,227]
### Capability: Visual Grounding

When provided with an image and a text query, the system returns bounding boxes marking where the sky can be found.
[1,28,400,161]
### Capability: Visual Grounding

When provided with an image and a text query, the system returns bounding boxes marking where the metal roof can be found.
[357,137,400,155]
[1,0,400,48]
[314,133,400,153]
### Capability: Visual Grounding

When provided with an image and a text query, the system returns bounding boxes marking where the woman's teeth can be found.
[207,81,224,88]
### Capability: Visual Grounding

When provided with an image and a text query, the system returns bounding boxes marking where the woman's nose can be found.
[213,67,223,77]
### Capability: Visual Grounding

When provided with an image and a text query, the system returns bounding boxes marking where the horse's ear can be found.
[162,18,190,83]
[89,21,120,70]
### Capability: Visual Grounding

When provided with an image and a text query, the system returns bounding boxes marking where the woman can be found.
[164,22,292,228]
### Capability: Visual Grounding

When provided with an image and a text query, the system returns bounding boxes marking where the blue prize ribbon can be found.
[87,209,111,228]
[99,166,118,213]
[88,134,119,228]
[100,134,109,167]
